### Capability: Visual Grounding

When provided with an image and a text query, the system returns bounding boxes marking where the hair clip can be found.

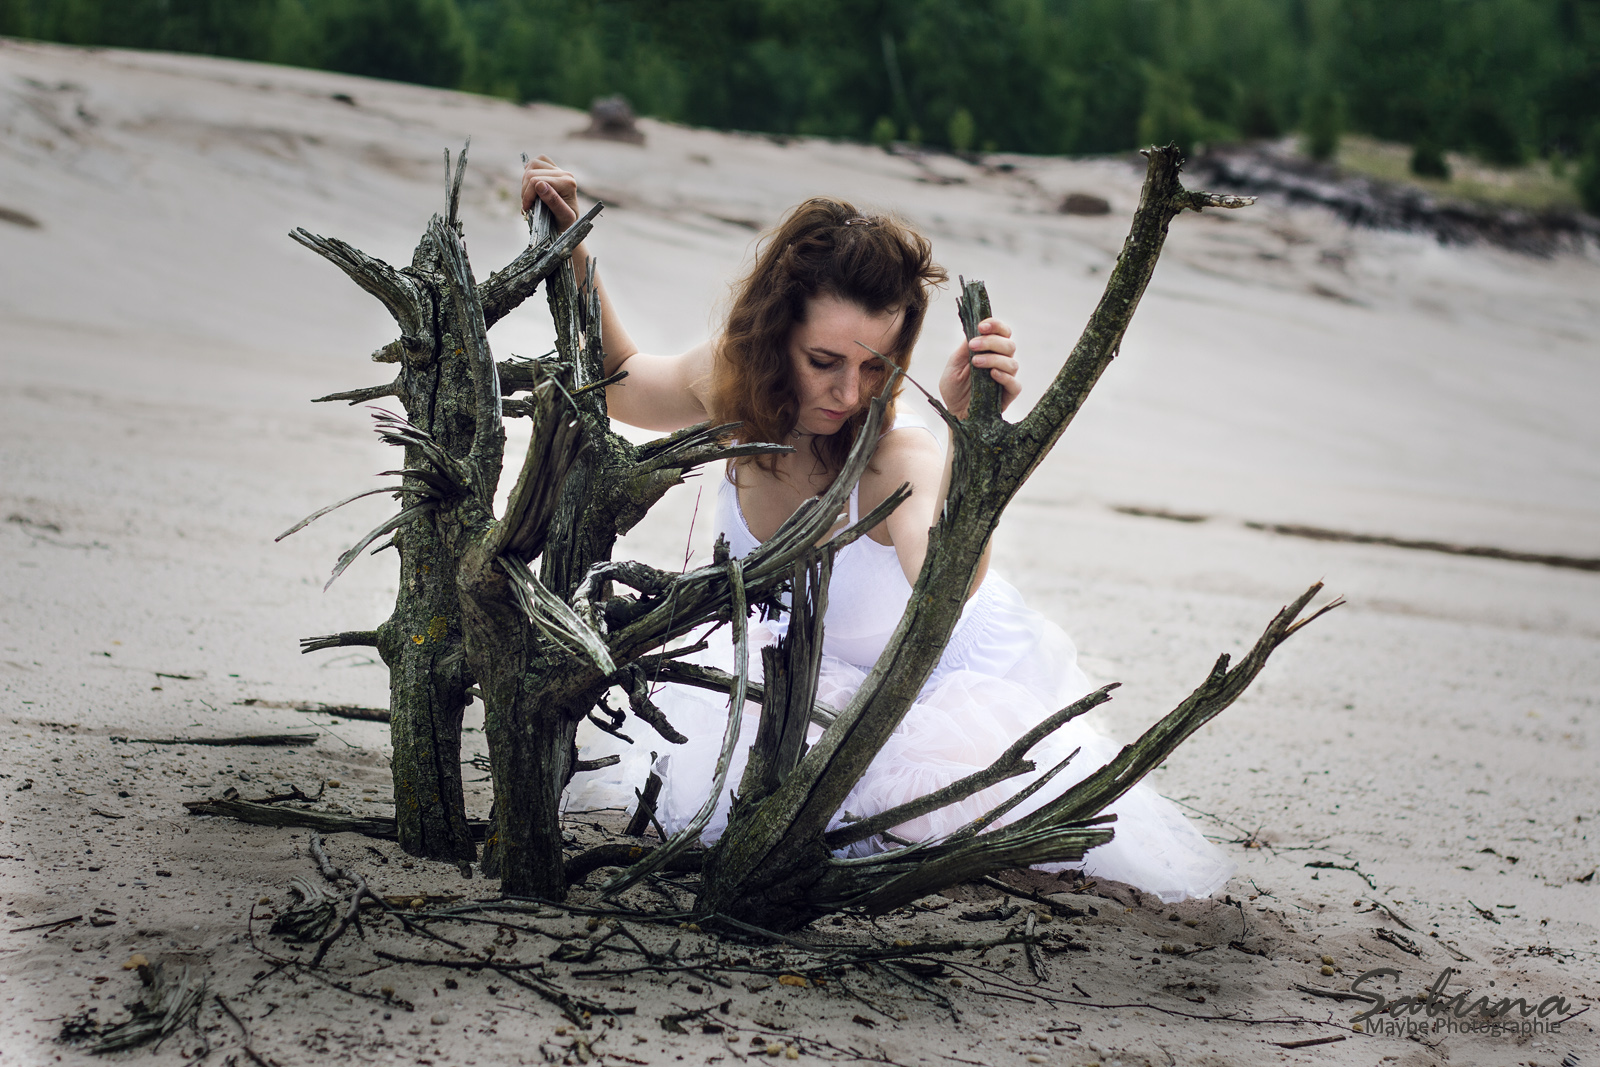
[845,216,874,226]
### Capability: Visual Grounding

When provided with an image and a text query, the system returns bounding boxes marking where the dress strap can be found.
[885,406,939,442]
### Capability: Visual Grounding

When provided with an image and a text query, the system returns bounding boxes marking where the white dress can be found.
[569,413,1236,903]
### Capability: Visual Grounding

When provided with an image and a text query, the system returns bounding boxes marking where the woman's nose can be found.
[834,366,859,406]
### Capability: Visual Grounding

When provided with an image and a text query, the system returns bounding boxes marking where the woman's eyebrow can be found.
[804,346,849,360]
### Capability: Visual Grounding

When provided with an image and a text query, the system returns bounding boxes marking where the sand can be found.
[1,36,1596,1067]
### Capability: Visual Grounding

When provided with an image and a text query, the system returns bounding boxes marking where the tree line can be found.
[4,0,1596,207]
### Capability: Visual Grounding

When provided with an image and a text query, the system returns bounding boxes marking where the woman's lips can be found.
[819,408,847,421]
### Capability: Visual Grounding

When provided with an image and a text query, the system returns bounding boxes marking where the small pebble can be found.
[430,1012,448,1026]
[1321,955,1335,965]
[766,1043,782,1056]
[784,1047,799,1060]
[327,779,342,788]
[1320,965,1335,976]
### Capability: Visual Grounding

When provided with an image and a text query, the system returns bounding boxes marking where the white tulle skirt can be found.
[567,577,1235,903]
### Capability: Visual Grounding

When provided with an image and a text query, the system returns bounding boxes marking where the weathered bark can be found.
[287,145,595,864]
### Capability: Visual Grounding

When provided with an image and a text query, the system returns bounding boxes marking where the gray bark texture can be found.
[278,143,1332,926]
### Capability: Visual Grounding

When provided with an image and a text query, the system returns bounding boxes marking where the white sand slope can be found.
[1,37,1596,1067]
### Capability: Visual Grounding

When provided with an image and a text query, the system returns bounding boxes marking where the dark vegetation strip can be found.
[3,0,1597,214]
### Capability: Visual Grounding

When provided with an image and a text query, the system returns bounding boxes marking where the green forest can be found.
[3,0,1598,209]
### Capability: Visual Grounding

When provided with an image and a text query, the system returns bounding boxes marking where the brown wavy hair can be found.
[709,197,947,478]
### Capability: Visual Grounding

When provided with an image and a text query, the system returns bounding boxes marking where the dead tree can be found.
[279,142,1332,919]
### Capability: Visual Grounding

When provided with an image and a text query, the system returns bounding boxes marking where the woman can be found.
[522,158,1234,902]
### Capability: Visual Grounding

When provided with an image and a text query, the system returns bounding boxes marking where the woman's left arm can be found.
[868,318,1021,592]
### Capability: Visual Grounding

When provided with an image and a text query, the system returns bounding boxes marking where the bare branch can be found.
[625,772,664,837]
[313,380,401,405]
[622,664,688,745]
[739,556,830,809]
[276,486,403,543]
[1015,144,1247,462]
[492,373,588,562]
[603,557,748,896]
[289,228,426,338]
[630,420,793,477]
[1176,190,1257,211]
[840,821,1117,915]
[429,211,503,499]
[993,584,1334,837]
[648,661,839,729]
[371,339,405,363]
[371,408,473,495]
[633,440,794,479]
[299,630,381,654]
[326,502,434,591]
[499,555,616,675]
[479,202,604,328]
[375,467,459,499]
[956,277,1002,425]
[446,139,469,228]
[941,746,1080,844]
[823,684,1116,850]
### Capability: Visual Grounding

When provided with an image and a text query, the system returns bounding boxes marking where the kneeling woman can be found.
[522,157,1233,902]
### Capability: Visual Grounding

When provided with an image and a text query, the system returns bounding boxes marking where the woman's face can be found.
[786,293,904,437]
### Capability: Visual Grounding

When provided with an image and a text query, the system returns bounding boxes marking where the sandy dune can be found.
[1,37,1597,1067]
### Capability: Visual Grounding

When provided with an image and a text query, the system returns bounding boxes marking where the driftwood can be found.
[236,698,392,722]
[112,734,317,747]
[63,960,206,1055]
[183,795,492,841]
[271,140,1332,926]
[1194,145,1600,256]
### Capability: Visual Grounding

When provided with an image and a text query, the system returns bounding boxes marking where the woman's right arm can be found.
[521,156,712,432]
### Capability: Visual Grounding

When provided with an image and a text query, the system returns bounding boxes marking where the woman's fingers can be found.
[989,369,1021,408]
[969,319,1020,410]
[535,181,579,229]
[520,157,581,222]
[971,353,1018,376]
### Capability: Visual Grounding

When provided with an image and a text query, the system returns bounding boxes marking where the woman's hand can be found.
[520,155,580,232]
[938,318,1020,419]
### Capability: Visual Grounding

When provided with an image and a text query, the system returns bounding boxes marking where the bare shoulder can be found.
[858,423,943,536]
[869,422,943,480]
